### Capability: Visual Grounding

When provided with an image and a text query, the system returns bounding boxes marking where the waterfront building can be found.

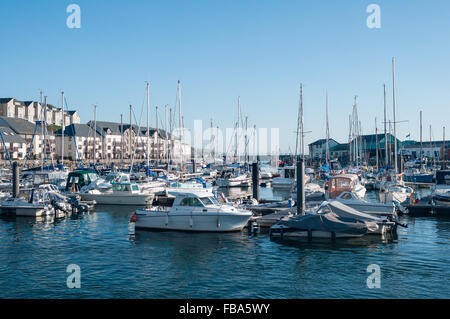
[0,117,56,161]
[0,126,27,160]
[401,140,450,161]
[308,138,339,161]
[0,97,80,126]
[54,124,103,161]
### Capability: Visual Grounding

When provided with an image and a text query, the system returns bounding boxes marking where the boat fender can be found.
[217,217,220,229]
[189,213,193,228]
[165,213,169,226]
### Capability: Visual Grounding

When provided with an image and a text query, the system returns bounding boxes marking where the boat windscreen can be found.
[200,197,218,205]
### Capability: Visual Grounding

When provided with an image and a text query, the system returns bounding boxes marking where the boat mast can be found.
[443,127,446,170]
[300,84,304,162]
[155,105,159,163]
[120,114,123,163]
[177,81,183,171]
[420,110,423,170]
[210,118,214,164]
[245,116,248,166]
[325,91,329,167]
[392,58,398,176]
[93,105,97,165]
[348,115,352,164]
[146,82,150,174]
[165,105,168,166]
[61,91,65,166]
[384,84,388,167]
[375,117,378,170]
[236,96,240,164]
[129,105,132,163]
[43,96,47,171]
[295,84,302,160]
[430,125,433,167]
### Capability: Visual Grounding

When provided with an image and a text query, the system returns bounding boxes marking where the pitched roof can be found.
[0,127,26,143]
[0,98,14,103]
[55,123,103,137]
[0,116,37,135]
[309,138,338,146]
[86,120,171,139]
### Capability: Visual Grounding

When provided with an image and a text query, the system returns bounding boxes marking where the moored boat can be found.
[132,190,252,232]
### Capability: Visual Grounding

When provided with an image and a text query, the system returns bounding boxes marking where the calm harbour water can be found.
[0,188,449,299]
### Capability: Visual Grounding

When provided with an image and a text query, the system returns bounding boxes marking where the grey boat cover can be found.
[278,202,379,235]
[326,201,386,222]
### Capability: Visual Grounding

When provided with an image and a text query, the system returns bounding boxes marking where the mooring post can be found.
[12,161,19,198]
[296,158,305,215]
[252,161,259,201]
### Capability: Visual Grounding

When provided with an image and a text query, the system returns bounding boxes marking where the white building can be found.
[55,124,103,161]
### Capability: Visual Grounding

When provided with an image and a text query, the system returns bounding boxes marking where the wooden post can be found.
[296,158,305,215]
[252,162,259,201]
[12,161,19,198]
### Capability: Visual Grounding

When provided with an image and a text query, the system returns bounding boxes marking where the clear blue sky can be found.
[1,0,449,154]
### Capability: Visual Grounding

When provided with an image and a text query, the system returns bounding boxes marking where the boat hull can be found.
[80,193,153,205]
[135,211,252,232]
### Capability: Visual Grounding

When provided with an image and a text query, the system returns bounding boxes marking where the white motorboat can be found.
[292,182,325,201]
[325,174,366,200]
[272,166,296,190]
[432,170,450,206]
[0,188,53,217]
[216,170,252,187]
[378,181,414,205]
[132,190,253,232]
[80,182,154,205]
[332,191,396,218]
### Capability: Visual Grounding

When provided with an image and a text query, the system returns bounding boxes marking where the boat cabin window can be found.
[200,197,218,205]
[113,183,131,191]
[131,185,139,191]
[88,173,99,182]
[340,192,353,199]
[328,177,353,199]
[105,174,117,182]
[179,197,204,207]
